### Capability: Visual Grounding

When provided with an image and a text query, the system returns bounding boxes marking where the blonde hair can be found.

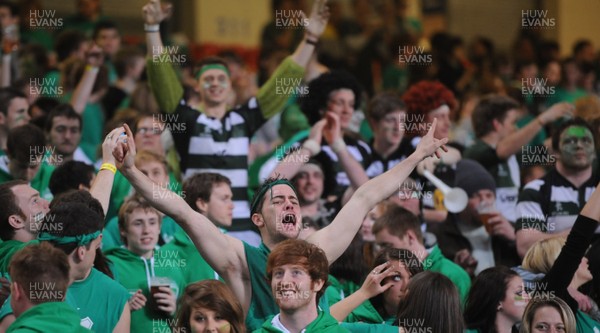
[520,297,576,333]
[134,150,168,173]
[522,237,566,274]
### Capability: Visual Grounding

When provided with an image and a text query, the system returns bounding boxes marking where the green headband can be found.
[250,179,298,215]
[196,64,230,79]
[38,230,101,247]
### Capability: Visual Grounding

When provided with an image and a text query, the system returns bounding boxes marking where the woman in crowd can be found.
[464,266,528,333]
[331,247,424,326]
[396,271,464,333]
[175,280,245,333]
[520,297,576,333]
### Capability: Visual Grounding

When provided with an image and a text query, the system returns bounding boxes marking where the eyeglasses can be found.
[137,127,163,135]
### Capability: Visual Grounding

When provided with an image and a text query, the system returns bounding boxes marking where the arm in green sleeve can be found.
[256,56,305,120]
[146,57,184,114]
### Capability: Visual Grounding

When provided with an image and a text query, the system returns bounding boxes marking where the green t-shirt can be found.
[2,268,129,332]
[576,309,600,333]
[6,302,92,333]
[0,240,28,275]
[245,242,278,331]
[255,311,350,333]
[424,245,471,305]
[102,215,183,251]
[67,268,129,332]
[105,247,187,333]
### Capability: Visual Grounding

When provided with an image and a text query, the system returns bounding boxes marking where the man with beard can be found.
[516,118,599,257]
[255,239,349,332]
[45,104,93,165]
[113,117,448,330]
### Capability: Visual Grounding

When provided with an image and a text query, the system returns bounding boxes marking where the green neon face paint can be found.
[559,126,595,170]
[566,126,590,138]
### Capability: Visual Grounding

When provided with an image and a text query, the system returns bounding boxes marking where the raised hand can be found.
[414,118,448,161]
[308,118,327,143]
[112,123,137,172]
[102,127,125,166]
[85,43,104,67]
[487,213,516,241]
[323,112,342,146]
[303,0,330,39]
[539,102,574,125]
[142,0,172,25]
[357,261,397,299]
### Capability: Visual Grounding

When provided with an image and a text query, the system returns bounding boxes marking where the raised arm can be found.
[70,44,103,114]
[269,119,325,179]
[309,119,448,263]
[142,0,183,113]
[256,0,329,120]
[330,261,394,321]
[113,124,251,310]
[495,103,572,159]
[541,180,600,311]
[323,112,369,190]
[89,127,124,216]
[290,0,329,67]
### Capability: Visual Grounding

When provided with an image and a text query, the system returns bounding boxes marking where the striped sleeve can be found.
[256,56,305,119]
[515,179,546,232]
[146,57,184,113]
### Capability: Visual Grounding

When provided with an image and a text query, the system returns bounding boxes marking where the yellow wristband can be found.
[85,65,99,74]
[100,163,116,174]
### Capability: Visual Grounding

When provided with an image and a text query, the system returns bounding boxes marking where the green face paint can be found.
[566,126,591,138]
[559,126,595,170]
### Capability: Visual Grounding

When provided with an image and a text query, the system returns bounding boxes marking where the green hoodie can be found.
[254,311,350,333]
[105,246,187,333]
[345,299,395,324]
[6,302,91,333]
[158,227,219,283]
[325,275,360,307]
[423,245,471,305]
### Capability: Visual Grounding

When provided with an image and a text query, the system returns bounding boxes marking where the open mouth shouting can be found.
[279,213,298,232]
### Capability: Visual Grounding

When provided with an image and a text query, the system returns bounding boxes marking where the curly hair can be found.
[402,80,457,117]
[300,70,363,125]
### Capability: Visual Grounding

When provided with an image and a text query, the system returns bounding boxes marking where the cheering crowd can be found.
[0,0,599,332]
